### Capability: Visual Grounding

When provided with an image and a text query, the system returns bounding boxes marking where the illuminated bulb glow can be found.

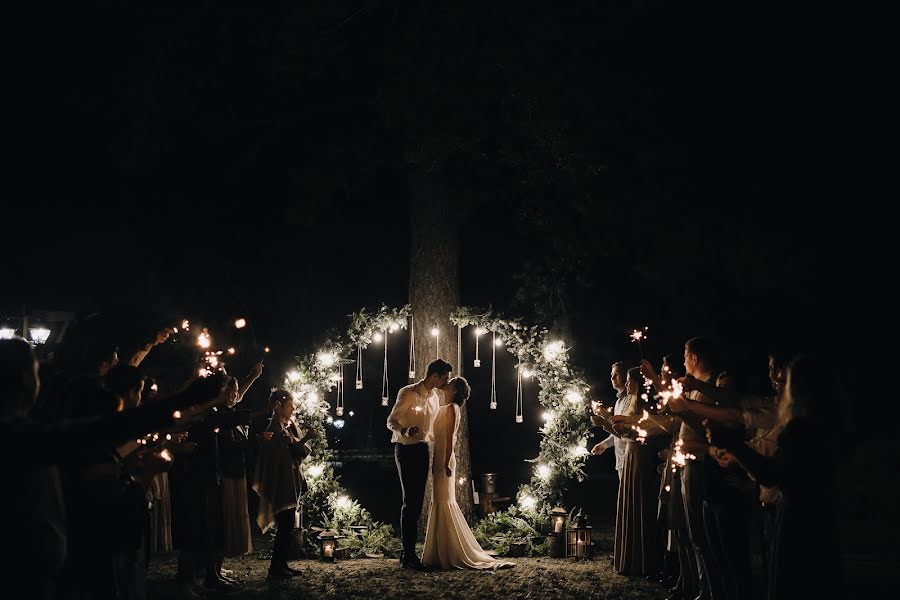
[288,371,301,382]
[373,332,383,342]
[307,464,325,478]
[565,390,583,404]
[234,318,247,329]
[430,327,439,337]
[543,340,564,361]
[336,495,351,509]
[521,495,537,509]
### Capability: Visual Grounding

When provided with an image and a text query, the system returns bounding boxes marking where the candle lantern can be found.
[318,530,337,561]
[549,507,567,534]
[566,524,594,560]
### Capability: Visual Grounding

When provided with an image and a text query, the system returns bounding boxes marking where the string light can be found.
[317,351,335,367]
[565,390,583,404]
[537,464,552,481]
[544,340,564,362]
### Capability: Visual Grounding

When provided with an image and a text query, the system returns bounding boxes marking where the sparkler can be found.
[197,330,211,349]
[630,326,648,359]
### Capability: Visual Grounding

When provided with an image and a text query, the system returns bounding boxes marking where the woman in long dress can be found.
[422,377,515,570]
[612,367,661,576]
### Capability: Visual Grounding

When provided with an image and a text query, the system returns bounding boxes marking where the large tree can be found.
[409,179,475,525]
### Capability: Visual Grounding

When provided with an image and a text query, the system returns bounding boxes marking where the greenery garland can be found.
[450,306,593,521]
[281,305,410,557]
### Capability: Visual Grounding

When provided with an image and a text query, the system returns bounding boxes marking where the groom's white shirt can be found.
[387,382,441,444]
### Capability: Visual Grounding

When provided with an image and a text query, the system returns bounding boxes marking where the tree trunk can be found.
[408,174,475,539]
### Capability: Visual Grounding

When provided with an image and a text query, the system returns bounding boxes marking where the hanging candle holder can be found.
[474,327,483,368]
[335,364,345,416]
[515,359,524,423]
[355,345,363,389]
[489,331,497,410]
[457,325,462,376]
[381,330,390,406]
[408,316,416,379]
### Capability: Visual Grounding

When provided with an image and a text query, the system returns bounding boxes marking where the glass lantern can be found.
[318,531,337,561]
[566,525,594,560]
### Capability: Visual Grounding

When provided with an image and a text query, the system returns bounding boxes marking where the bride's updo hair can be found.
[450,377,471,407]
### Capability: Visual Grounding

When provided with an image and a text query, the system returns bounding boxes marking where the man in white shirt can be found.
[386,358,451,569]
[591,361,631,480]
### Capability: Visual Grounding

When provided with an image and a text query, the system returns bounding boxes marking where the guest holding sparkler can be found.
[707,354,841,600]
[591,362,632,482]
[253,390,317,579]
[608,367,662,576]
[636,355,698,599]
[218,363,265,574]
[171,376,250,593]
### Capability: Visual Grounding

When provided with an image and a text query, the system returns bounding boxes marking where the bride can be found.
[422,377,515,570]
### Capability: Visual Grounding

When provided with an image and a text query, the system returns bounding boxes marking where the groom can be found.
[386,358,452,569]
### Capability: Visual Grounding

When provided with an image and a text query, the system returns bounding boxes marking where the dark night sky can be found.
[4,2,865,455]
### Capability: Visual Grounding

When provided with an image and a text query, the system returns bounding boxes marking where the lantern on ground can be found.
[318,531,337,561]
[547,506,568,558]
[566,520,594,560]
[549,507,567,534]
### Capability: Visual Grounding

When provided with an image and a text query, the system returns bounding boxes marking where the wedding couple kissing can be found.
[387,358,515,571]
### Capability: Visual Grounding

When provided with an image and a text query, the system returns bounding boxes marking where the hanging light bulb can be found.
[430,327,439,337]
[373,332,384,342]
[288,371,301,382]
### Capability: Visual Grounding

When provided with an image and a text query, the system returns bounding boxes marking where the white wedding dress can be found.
[422,403,515,570]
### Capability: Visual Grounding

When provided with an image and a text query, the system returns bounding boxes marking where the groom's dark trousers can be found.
[395,441,429,561]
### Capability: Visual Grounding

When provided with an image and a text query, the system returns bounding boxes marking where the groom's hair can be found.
[426,359,452,378]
